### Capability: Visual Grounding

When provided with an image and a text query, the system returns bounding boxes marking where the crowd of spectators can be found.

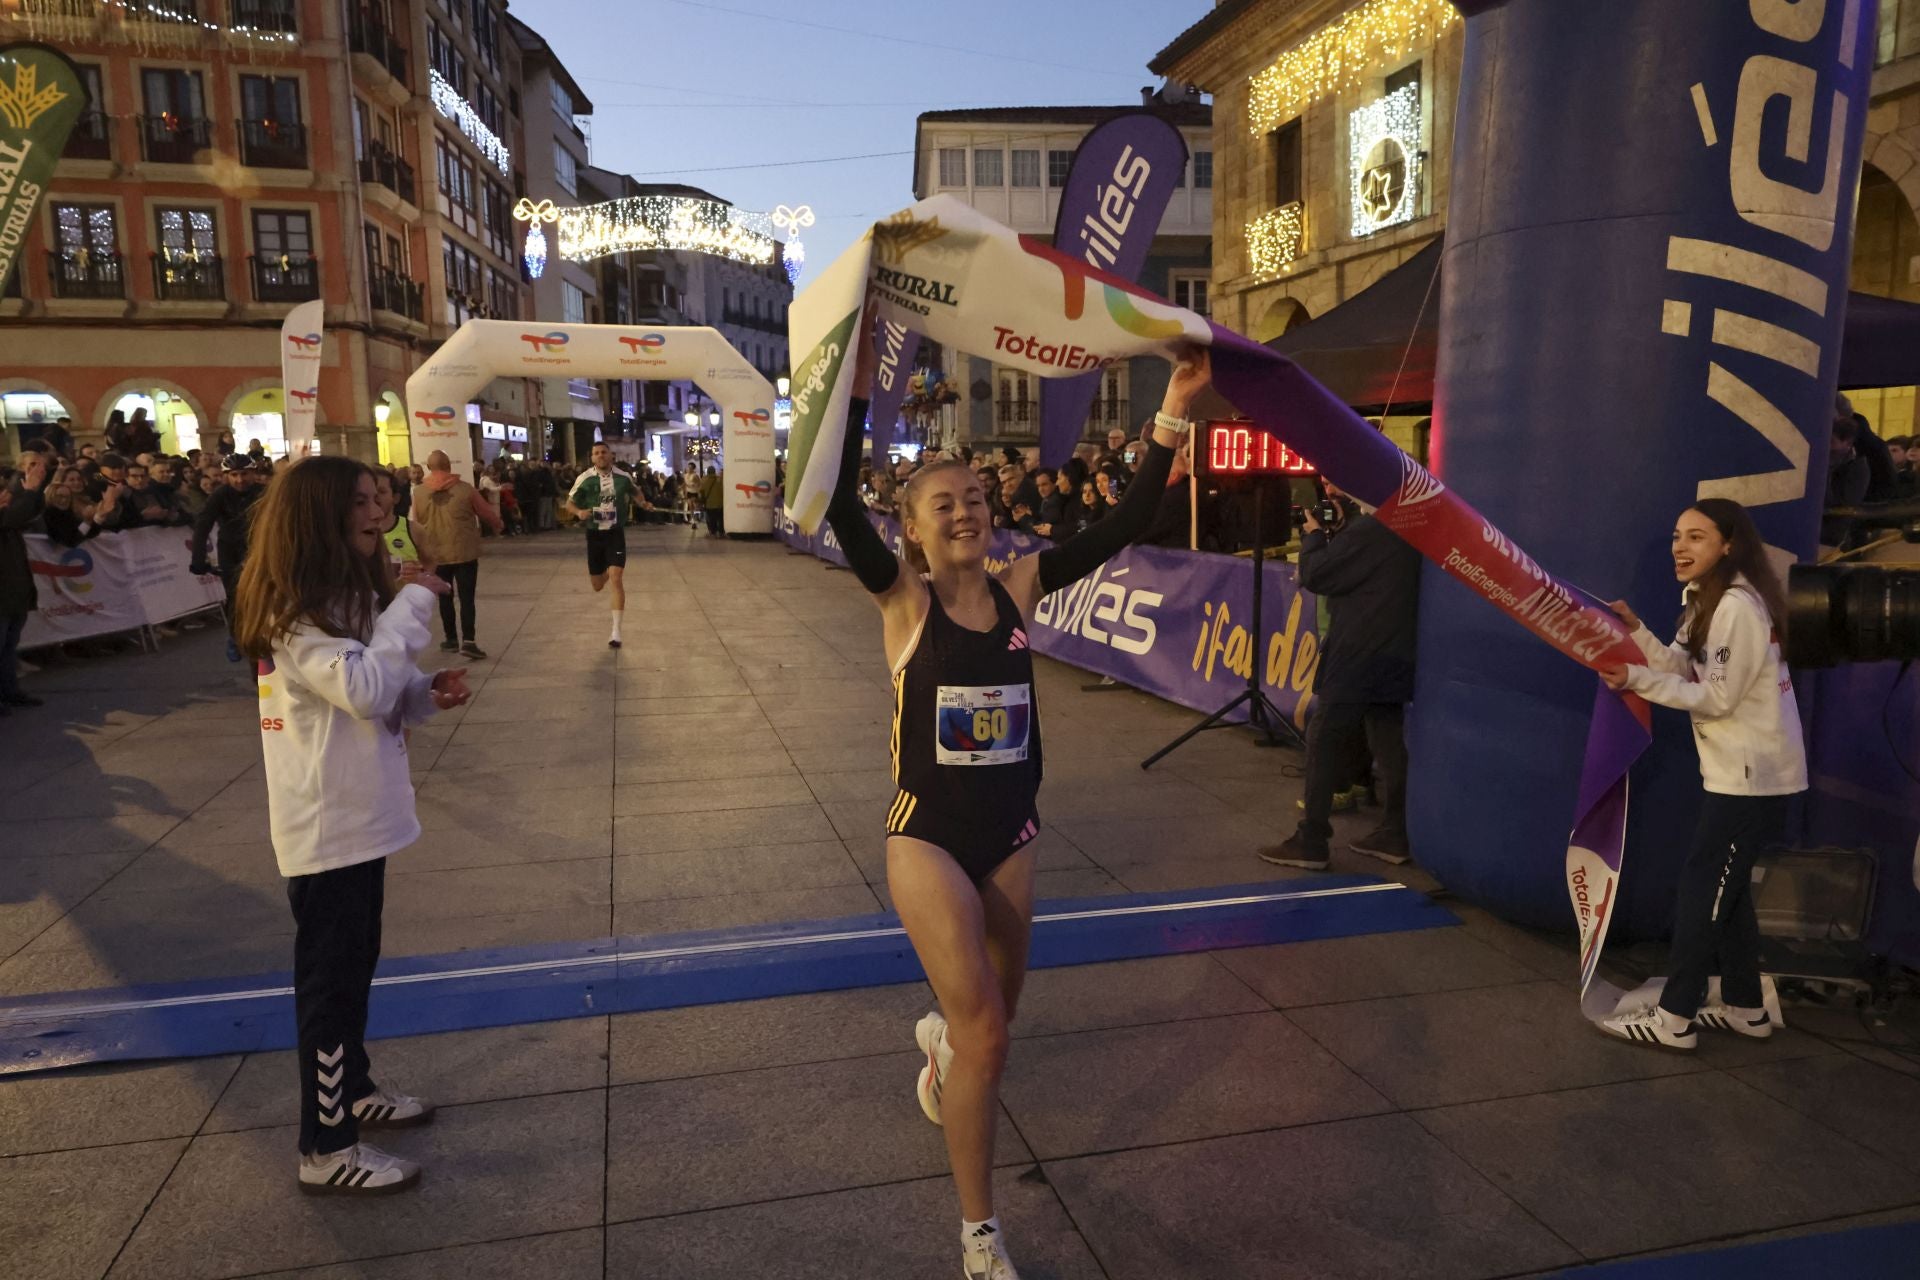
[1824,394,1917,549]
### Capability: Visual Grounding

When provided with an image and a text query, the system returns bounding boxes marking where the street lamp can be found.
[776,375,790,398]
[707,409,720,429]
[683,409,698,429]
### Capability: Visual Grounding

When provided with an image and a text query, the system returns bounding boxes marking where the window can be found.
[1171,272,1209,318]
[239,74,301,126]
[1385,61,1422,101]
[486,267,517,319]
[481,178,512,259]
[252,208,313,263]
[1047,150,1073,188]
[476,4,501,70]
[972,148,1004,187]
[53,201,118,257]
[938,147,966,187]
[549,78,572,120]
[156,206,216,259]
[476,84,505,138]
[1194,150,1213,189]
[563,280,585,324]
[554,142,577,195]
[141,67,205,119]
[427,22,464,91]
[1010,149,1040,188]
[995,367,1033,426]
[363,223,383,272]
[387,233,406,275]
[1271,118,1303,207]
[65,65,109,159]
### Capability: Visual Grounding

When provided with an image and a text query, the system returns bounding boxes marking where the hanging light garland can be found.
[549,194,775,267]
[1247,0,1457,136]
[771,203,814,286]
[1246,202,1306,278]
[430,68,510,174]
[15,1,301,45]
[515,198,561,280]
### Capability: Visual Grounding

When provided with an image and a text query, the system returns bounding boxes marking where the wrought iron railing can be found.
[250,254,319,303]
[237,119,308,169]
[136,114,213,164]
[151,253,225,301]
[48,251,126,299]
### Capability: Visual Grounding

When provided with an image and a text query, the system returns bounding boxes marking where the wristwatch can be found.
[1153,410,1193,436]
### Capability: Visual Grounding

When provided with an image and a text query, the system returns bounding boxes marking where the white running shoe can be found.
[1600,1005,1697,1051]
[297,1142,421,1195]
[962,1223,1022,1280]
[915,1011,954,1126]
[352,1083,436,1128]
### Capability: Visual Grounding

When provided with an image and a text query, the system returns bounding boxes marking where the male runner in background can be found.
[565,442,636,649]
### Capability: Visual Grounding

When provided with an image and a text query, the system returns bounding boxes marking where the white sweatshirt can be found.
[258,584,441,877]
[1624,576,1807,797]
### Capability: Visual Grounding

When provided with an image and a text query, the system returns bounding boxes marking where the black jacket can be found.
[1298,509,1421,703]
[2,480,48,615]
[191,484,261,569]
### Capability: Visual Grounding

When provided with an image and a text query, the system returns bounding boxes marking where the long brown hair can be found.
[898,459,977,573]
[1680,497,1788,662]
[233,456,393,659]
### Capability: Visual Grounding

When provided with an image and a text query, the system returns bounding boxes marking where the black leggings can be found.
[288,857,386,1155]
[1659,792,1788,1022]
[435,560,479,643]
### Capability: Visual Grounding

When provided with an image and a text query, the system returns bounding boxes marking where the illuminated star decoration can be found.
[1360,164,1399,221]
[771,204,814,286]
[1347,82,1422,236]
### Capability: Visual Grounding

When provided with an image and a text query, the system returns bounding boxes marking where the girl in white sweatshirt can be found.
[234,456,472,1194]
[1598,497,1807,1051]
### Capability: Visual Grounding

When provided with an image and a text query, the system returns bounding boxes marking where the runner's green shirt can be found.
[568,467,636,529]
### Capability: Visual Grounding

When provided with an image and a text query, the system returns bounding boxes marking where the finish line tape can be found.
[0,877,1450,1074]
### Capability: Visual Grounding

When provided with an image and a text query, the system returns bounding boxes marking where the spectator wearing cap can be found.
[191,455,268,662]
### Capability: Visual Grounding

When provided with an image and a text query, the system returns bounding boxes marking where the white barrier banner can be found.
[23,527,226,646]
[281,299,325,456]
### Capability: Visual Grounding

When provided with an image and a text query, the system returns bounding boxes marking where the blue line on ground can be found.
[0,877,1453,1075]
[1552,1221,1920,1278]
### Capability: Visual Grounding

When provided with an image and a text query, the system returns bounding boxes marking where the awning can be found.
[1247,234,1920,409]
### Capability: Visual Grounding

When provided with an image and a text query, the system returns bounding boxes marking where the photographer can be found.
[1259,479,1421,870]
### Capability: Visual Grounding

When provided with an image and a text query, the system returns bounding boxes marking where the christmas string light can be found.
[15,0,302,44]
[1348,82,1422,236]
[1246,201,1305,278]
[771,203,813,285]
[546,194,776,267]
[431,68,510,174]
[1246,0,1457,136]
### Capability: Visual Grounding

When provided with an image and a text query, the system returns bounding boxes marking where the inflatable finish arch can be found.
[406,322,778,534]
[1411,1,1875,935]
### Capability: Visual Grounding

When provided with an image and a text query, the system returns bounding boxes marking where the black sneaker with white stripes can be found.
[351,1083,435,1128]
[297,1142,420,1195]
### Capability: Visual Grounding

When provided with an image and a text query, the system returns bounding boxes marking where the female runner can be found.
[1597,498,1806,1050]
[824,317,1210,1279]
[234,456,472,1194]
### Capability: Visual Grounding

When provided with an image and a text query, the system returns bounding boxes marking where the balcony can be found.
[358,143,417,205]
[369,269,423,321]
[229,0,297,33]
[348,7,412,85]
[48,252,126,300]
[137,114,213,165]
[249,254,319,303]
[237,118,309,169]
[151,253,226,302]
[62,110,111,161]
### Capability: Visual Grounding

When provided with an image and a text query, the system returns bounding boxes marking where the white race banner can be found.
[280,299,325,456]
[23,528,226,646]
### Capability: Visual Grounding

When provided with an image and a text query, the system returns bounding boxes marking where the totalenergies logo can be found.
[734,479,773,498]
[29,546,94,595]
[520,331,571,354]
[288,386,319,406]
[1021,237,1188,340]
[618,333,666,354]
[285,332,321,351]
[732,408,771,428]
[414,404,458,428]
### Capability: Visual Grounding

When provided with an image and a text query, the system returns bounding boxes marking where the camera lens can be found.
[1786,564,1920,667]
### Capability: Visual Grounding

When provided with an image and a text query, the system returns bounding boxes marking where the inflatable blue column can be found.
[1410,1,1876,934]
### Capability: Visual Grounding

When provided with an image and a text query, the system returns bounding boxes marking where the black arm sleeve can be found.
[190,488,221,563]
[1036,439,1175,594]
[823,398,902,595]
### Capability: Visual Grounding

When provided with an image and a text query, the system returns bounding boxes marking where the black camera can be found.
[1290,500,1342,531]
[1785,498,1920,667]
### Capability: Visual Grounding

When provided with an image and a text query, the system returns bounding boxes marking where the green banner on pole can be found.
[0,42,88,296]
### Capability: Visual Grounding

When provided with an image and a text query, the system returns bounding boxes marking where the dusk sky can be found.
[522,0,1214,275]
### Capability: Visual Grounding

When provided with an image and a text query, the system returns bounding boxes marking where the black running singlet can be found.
[887,577,1043,880]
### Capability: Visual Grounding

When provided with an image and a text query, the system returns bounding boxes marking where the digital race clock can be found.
[1203,421,1317,477]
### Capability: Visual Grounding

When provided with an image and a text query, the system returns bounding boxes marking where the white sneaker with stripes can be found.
[915,1011,954,1126]
[298,1142,420,1195]
[962,1222,1023,1279]
[352,1083,435,1128]
[1600,1005,1697,1051]
[1695,1002,1774,1038]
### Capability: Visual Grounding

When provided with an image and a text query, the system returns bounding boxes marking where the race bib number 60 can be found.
[936,684,1031,766]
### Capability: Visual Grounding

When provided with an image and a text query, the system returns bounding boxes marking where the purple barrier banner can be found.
[777,510,1321,727]
[1038,112,1189,467]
